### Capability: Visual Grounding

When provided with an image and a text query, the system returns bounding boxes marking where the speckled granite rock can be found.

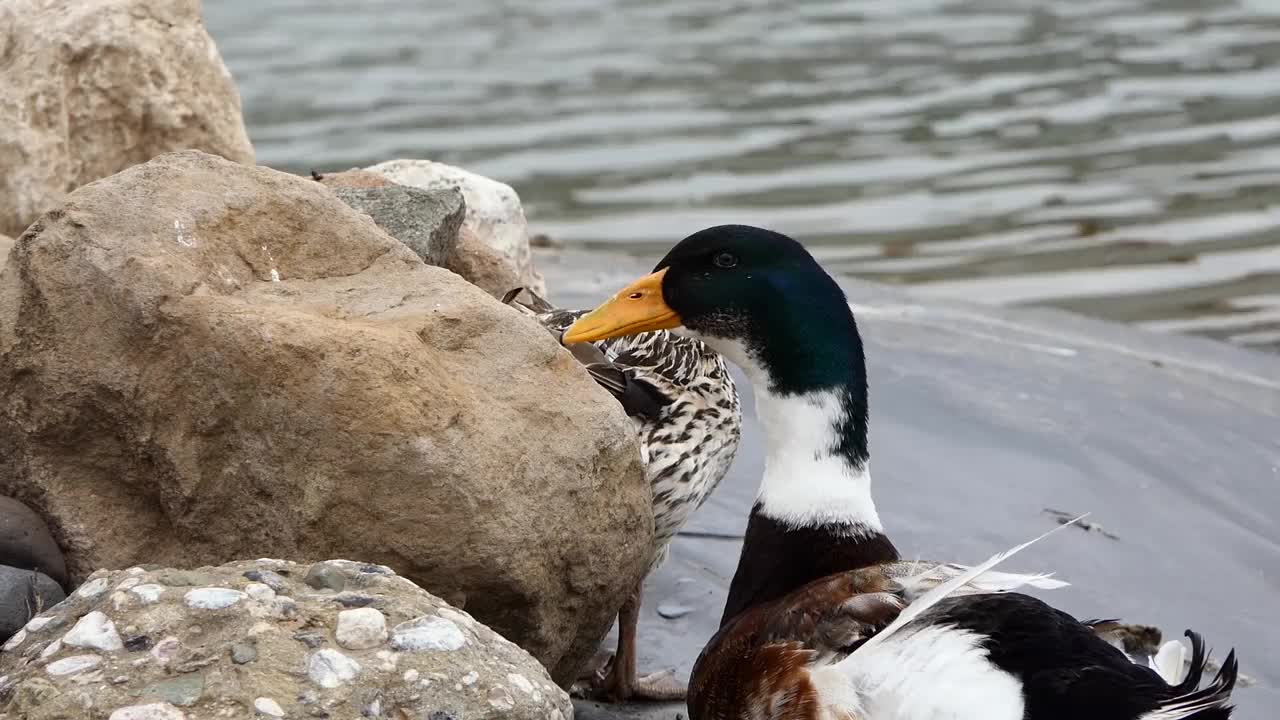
[0,559,573,719]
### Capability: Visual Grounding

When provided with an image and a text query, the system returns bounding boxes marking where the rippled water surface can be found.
[206,0,1280,353]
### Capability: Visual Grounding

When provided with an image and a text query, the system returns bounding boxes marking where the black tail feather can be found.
[1150,640,1238,720]
[1175,630,1208,694]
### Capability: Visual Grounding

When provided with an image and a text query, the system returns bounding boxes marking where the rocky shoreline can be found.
[1,2,1277,720]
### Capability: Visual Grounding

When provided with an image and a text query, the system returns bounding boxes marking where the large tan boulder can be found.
[0,0,255,237]
[0,150,652,685]
[364,160,546,297]
[0,559,574,720]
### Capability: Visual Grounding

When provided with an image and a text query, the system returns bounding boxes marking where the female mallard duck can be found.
[563,225,1239,719]
[504,286,742,701]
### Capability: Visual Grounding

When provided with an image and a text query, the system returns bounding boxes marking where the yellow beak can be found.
[562,268,681,343]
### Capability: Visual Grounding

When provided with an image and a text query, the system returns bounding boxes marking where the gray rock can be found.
[0,497,67,589]
[331,184,465,268]
[230,643,257,664]
[0,566,65,641]
[140,673,204,707]
[303,563,345,592]
[242,570,290,593]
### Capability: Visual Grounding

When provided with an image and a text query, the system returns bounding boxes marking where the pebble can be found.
[508,673,534,693]
[335,608,388,650]
[124,635,153,652]
[307,648,360,688]
[116,577,141,590]
[253,697,285,717]
[40,638,61,659]
[140,673,204,706]
[151,637,181,664]
[293,632,325,649]
[461,670,479,686]
[24,615,53,632]
[331,593,376,608]
[242,570,290,593]
[230,642,257,664]
[183,587,246,610]
[46,653,102,676]
[403,669,420,684]
[244,583,275,602]
[108,702,187,720]
[130,584,164,604]
[64,610,124,652]
[77,577,111,598]
[3,629,26,651]
[390,615,466,652]
[303,564,345,591]
[656,603,694,619]
[155,570,202,587]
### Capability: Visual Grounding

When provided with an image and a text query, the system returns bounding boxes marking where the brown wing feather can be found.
[690,567,898,720]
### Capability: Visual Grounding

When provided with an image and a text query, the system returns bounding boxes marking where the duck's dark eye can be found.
[713,252,738,269]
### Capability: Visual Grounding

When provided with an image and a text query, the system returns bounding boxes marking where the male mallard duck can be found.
[563,225,1239,719]
[504,287,742,701]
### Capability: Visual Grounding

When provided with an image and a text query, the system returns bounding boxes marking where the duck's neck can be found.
[707,320,899,626]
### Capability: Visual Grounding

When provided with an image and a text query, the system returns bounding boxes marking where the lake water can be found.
[205,0,1280,353]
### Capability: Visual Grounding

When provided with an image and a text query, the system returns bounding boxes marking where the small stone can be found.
[403,669,419,684]
[108,702,187,720]
[3,629,26,651]
[111,591,132,611]
[140,673,204,707]
[124,635,153,652]
[461,670,478,686]
[254,697,285,717]
[151,637,181,664]
[39,639,61,659]
[307,648,360,688]
[390,615,466,652]
[46,654,102,676]
[332,593,376,608]
[231,643,257,664]
[244,583,275,602]
[293,632,325,649]
[116,577,141,590]
[183,587,246,610]
[24,615,53,633]
[507,673,534,693]
[76,577,110,598]
[303,564,345,592]
[427,713,457,720]
[130,584,164,604]
[335,608,387,650]
[656,603,694,619]
[359,564,392,575]
[63,611,124,653]
[155,570,202,587]
[243,570,290,593]
[113,675,129,684]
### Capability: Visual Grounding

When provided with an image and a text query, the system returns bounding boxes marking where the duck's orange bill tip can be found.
[562,268,681,343]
